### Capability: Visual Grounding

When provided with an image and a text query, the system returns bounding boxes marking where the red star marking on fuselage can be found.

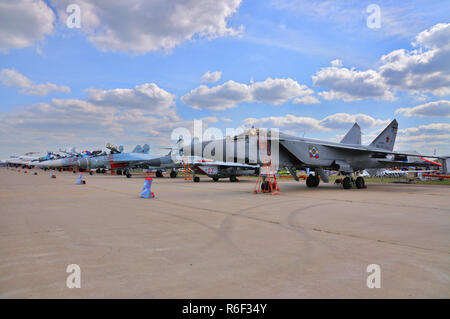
[386,136,390,143]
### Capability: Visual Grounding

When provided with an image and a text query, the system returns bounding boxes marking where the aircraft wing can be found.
[283,139,440,159]
[193,160,258,168]
[375,159,440,168]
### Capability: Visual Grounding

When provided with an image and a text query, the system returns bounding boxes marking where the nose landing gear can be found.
[306,174,320,188]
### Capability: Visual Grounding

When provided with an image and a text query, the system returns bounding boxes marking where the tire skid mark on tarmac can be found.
[67,183,450,255]
[84,185,244,259]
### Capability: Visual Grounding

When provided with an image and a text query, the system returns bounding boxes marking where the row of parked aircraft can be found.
[2,119,448,189]
[2,139,259,182]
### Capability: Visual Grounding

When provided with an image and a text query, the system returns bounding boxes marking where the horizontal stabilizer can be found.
[340,123,361,144]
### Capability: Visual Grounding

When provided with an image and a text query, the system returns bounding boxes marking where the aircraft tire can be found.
[156,170,163,178]
[126,173,131,178]
[170,171,177,178]
[213,177,219,182]
[89,171,93,175]
[306,174,315,187]
[355,177,365,189]
[343,176,352,189]
[229,175,237,182]
[194,176,200,183]
[313,175,320,187]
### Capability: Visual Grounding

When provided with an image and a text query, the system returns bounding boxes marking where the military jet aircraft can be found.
[6,152,43,168]
[181,119,443,190]
[143,138,259,182]
[76,143,154,177]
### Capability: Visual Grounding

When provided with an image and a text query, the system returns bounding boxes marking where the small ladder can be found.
[254,132,281,195]
[183,157,192,181]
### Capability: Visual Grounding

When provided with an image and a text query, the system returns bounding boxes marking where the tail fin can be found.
[132,145,142,153]
[118,145,124,153]
[340,123,361,144]
[370,119,398,151]
[166,137,184,156]
[441,157,449,175]
[142,144,150,154]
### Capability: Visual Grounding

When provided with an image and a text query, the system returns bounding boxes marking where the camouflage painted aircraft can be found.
[181,119,444,190]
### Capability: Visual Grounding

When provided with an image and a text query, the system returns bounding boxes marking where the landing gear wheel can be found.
[101,168,106,173]
[355,176,365,189]
[342,176,352,189]
[89,171,93,175]
[229,175,237,182]
[193,176,200,183]
[212,177,219,182]
[170,171,177,178]
[117,169,122,175]
[306,174,319,187]
[155,170,163,178]
[126,173,131,178]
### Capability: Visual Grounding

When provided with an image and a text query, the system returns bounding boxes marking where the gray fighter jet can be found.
[144,139,259,182]
[181,119,444,190]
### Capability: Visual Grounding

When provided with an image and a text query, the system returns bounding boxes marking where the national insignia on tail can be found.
[309,145,319,159]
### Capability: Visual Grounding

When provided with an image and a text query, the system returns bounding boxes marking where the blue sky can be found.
[0,0,449,158]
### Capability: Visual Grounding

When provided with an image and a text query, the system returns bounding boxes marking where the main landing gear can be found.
[336,176,366,189]
[155,170,163,178]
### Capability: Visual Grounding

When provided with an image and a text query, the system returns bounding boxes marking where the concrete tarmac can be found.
[0,168,449,298]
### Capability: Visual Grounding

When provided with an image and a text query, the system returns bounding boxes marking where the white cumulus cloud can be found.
[181,77,318,110]
[85,83,176,116]
[0,69,70,96]
[201,71,222,83]
[52,0,243,54]
[0,0,55,53]
[313,67,394,101]
[243,113,388,133]
[314,23,450,101]
[395,100,450,118]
